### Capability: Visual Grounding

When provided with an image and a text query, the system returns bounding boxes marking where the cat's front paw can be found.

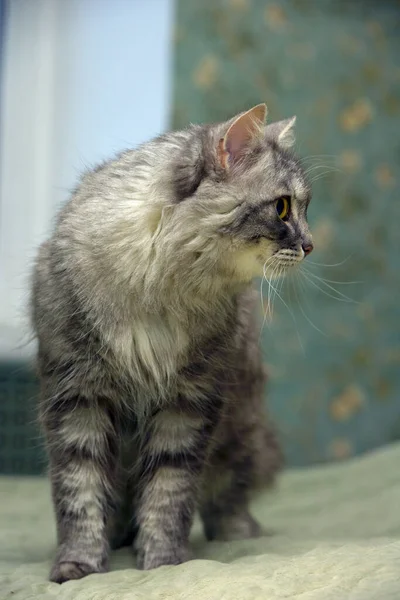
[50,560,105,584]
[49,542,109,583]
[136,543,191,570]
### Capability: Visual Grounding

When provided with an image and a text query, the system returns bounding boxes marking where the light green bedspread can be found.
[1,444,399,600]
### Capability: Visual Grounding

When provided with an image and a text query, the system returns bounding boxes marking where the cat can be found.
[31,103,313,584]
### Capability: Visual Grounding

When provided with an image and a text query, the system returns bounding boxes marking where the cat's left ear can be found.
[265,116,296,149]
[217,103,267,169]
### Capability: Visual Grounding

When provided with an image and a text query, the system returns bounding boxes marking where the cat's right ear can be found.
[217,104,267,170]
[265,116,297,149]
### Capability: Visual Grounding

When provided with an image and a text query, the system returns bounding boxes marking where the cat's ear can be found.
[265,116,296,149]
[217,103,267,169]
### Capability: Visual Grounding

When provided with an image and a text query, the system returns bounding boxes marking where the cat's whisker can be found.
[259,256,277,334]
[305,254,354,268]
[299,155,339,167]
[299,268,357,304]
[271,262,285,304]
[300,267,359,303]
[261,260,278,321]
[276,266,286,313]
[263,260,280,321]
[309,169,341,183]
[300,153,338,159]
[303,164,339,176]
[293,271,327,337]
[263,264,305,354]
[259,286,269,339]
[260,257,278,305]
[268,264,279,318]
[270,266,283,319]
[300,267,362,285]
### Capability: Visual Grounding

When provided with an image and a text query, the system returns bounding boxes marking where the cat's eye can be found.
[276,196,291,221]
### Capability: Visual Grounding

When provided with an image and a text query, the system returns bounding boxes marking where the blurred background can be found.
[0,0,399,474]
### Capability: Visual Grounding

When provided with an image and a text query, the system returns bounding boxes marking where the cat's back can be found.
[31,147,148,319]
[31,239,59,330]
[32,125,203,309]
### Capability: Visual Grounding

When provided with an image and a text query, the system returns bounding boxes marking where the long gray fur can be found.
[31,106,312,583]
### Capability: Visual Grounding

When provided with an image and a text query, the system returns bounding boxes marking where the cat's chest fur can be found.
[104,302,237,399]
[117,314,189,382]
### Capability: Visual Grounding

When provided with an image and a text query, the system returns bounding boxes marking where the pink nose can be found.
[302,243,314,256]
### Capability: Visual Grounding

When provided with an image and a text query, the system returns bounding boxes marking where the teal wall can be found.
[173,0,400,465]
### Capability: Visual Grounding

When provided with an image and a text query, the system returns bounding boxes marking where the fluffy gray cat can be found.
[31,104,313,584]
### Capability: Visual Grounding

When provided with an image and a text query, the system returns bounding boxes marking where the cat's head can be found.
[151,104,312,290]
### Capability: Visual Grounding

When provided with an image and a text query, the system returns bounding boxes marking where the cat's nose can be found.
[302,242,314,256]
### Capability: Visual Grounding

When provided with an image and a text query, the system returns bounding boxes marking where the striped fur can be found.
[31,105,312,583]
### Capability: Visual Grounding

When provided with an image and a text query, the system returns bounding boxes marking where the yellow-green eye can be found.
[276,196,290,221]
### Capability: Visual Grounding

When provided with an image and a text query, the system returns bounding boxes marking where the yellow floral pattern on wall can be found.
[173,0,400,465]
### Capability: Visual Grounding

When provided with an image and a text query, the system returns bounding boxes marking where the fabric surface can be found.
[173,0,400,465]
[1,443,399,600]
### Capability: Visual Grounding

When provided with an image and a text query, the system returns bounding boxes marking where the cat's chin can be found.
[261,257,302,279]
[231,260,290,284]
[228,242,298,283]
[232,264,288,284]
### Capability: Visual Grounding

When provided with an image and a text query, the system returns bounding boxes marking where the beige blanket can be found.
[1,444,399,599]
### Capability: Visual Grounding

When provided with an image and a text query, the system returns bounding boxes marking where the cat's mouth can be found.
[260,248,304,273]
[259,254,302,281]
[234,243,307,283]
[274,248,304,266]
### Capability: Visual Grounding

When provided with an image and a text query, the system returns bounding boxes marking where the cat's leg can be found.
[200,459,263,542]
[199,331,283,542]
[200,421,283,542]
[41,395,119,584]
[134,401,220,570]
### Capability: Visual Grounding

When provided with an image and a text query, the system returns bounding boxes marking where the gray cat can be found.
[31,104,313,583]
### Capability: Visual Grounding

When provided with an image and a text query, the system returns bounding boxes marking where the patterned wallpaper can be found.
[173,0,400,465]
